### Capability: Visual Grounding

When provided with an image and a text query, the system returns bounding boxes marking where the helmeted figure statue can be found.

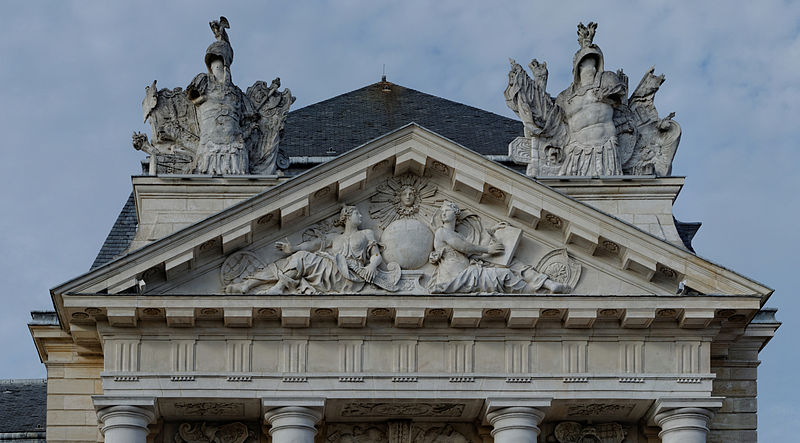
[186,17,251,174]
[505,22,681,177]
[133,17,295,175]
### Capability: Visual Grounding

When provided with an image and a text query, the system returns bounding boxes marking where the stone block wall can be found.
[43,348,103,442]
[708,345,759,442]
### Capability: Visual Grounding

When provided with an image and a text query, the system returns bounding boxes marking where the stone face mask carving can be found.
[134,17,295,175]
[505,22,681,177]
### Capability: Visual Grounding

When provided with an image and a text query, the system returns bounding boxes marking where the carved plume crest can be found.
[577,21,597,48]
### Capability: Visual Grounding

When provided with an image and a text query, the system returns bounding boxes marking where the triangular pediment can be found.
[53,124,771,303]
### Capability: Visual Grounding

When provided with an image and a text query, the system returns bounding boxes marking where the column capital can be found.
[264,406,323,442]
[483,397,552,416]
[654,408,715,443]
[485,406,546,443]
[646,397,722,426]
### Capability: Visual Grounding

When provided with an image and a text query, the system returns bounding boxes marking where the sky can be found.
[1,0,798,438]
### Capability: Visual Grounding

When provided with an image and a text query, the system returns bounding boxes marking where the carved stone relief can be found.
[174,421,254,443]
[370,175,438,269]
[224,206,401,294]
[340,402,465,418]
[222,200,579,295]
[174,402,244,417]
[428,201,571,294]
[536,248,582,291]
[133,17,294,175]
[552,421,625,443]
[505,22,681,177]
[326,422,472,443]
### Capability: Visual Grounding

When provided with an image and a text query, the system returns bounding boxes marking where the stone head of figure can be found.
[440,201,461,223]
[204,38,234,80]
[335,205,361,228]
[578,55,599,86]
[209,58,227,82]
[399,186,417,207]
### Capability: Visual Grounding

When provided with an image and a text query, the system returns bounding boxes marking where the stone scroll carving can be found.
[133,17,294,175]
[552,421,625,443]
[505,22,681,177]
[225,206,401,294]
[428,201,570,294]
[340,402,465,418]
[536,248,582,290]
[174,421,254,443]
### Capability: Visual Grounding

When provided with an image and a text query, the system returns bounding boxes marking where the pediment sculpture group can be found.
[222,175,580,295]
[132,19,680,179]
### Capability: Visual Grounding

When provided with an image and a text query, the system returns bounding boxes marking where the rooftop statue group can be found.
[222,175,577,295]
[133,17,295,175]
[505,22,681,177]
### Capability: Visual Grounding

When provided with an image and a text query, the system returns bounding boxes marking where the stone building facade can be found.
[27,19,779,443]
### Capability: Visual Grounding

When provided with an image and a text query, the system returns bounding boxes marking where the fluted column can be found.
[654,407,715,443]
[97,405,155,443]
[264,406,322,443]
[486,406,546,443]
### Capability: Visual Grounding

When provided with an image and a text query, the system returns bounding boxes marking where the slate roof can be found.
[90,192,137,270]
[0,379,46,434]
[675,218,702,253]
[280,81,523,157]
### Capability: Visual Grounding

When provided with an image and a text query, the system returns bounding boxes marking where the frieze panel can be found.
[326,422,474,443]
[552,421,625,443]
[173,402,244,417]
[174,421,255,443]
[340,403,465,418]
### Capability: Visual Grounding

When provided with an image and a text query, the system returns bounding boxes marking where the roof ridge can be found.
[289,80,518,123]
[0,379,47,385]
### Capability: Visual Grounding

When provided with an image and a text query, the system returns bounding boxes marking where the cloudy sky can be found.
[1,0,798,437]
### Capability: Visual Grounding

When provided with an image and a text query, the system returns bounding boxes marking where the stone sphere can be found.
[381,218,433,269]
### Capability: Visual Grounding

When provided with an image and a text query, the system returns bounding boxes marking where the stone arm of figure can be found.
[599,73,627,103]
[274,237,323,254]
[186,73,209,105]
[439,229,504,257]
[362,231,383,282]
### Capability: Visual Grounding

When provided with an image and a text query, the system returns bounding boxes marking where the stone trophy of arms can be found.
[504,22,682,177]
[133,16,295,175]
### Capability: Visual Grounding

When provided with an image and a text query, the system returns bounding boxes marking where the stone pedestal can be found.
[265,406,323,443]
[486,407,546,443]
[97,405,155,443]
[654,407,714,443]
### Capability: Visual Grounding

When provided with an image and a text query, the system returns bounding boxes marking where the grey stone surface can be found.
[505,22,681,177]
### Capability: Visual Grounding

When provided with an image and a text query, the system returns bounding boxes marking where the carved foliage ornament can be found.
[505,22,681,177]
[133,17,295,175]
[326,422,470,443]
[175,421,254,443]
[340,402,465,418]
[553,422,625,443]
